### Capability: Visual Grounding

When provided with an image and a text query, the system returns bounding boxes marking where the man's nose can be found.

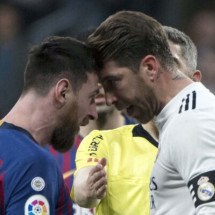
[105,92,117,106]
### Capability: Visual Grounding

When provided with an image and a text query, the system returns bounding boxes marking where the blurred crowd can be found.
[0,0,215,117]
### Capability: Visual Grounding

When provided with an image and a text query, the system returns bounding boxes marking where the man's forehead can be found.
[100,61,126,81]
[86,71,99,82]
[80,72,99,91]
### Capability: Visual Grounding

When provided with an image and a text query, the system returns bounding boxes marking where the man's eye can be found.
[102,78,119,90]
[108,79,118,86]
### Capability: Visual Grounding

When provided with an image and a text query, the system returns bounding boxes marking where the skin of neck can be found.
[153,67,194,114]
[2,91,56,146]
[142,121,159,141]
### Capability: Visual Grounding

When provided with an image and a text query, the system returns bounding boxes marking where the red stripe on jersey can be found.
[50,146,59,157]
[63,151,71,189]
[0,173,5,215]
[57,181,73,214]
[75,135,83,149]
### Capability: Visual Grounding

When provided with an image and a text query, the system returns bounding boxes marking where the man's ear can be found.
[54,79,70,108]
[139,55,159,82]
[192,70,202,82]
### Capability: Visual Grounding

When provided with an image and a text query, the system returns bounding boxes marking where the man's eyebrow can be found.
[101,75,121,83]
[101,75,112,83]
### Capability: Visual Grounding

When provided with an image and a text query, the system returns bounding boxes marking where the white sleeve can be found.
[168,111,215,213]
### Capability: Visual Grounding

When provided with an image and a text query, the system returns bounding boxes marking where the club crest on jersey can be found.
[25,194,50,215]
[31,177,45,192]
[197,176,215,201]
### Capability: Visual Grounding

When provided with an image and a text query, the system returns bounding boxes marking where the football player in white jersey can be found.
[87,10,215,214]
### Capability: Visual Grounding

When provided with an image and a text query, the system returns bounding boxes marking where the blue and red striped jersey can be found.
[0,122,73,214]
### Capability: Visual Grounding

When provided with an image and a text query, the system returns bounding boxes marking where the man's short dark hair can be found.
[23,36,98,95]
[164,26,198,72]
[88,10,175,72]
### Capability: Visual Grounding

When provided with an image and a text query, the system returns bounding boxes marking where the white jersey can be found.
[150,82,215,215]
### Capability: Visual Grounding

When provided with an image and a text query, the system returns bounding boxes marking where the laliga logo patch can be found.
[197,176,215,201]
[25,194,49,215]
[31,177,45,192]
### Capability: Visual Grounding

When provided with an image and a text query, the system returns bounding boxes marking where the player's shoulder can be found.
[177,83,215,115]
[0,122,57,165]
[86,124,158,146]
[19,144,57,170]
[175,88,215,124]
[81,124,137,148]
[167,93,215,141]
[89,124,137,138]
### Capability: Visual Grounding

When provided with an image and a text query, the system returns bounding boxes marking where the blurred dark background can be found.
[0,0,214,117]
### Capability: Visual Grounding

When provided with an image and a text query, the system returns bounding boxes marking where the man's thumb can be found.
[99,157,107,167]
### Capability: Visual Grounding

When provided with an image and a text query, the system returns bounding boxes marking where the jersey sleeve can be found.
[75,130,107,172]
[6,153,73,214]
[168,112,215,213]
